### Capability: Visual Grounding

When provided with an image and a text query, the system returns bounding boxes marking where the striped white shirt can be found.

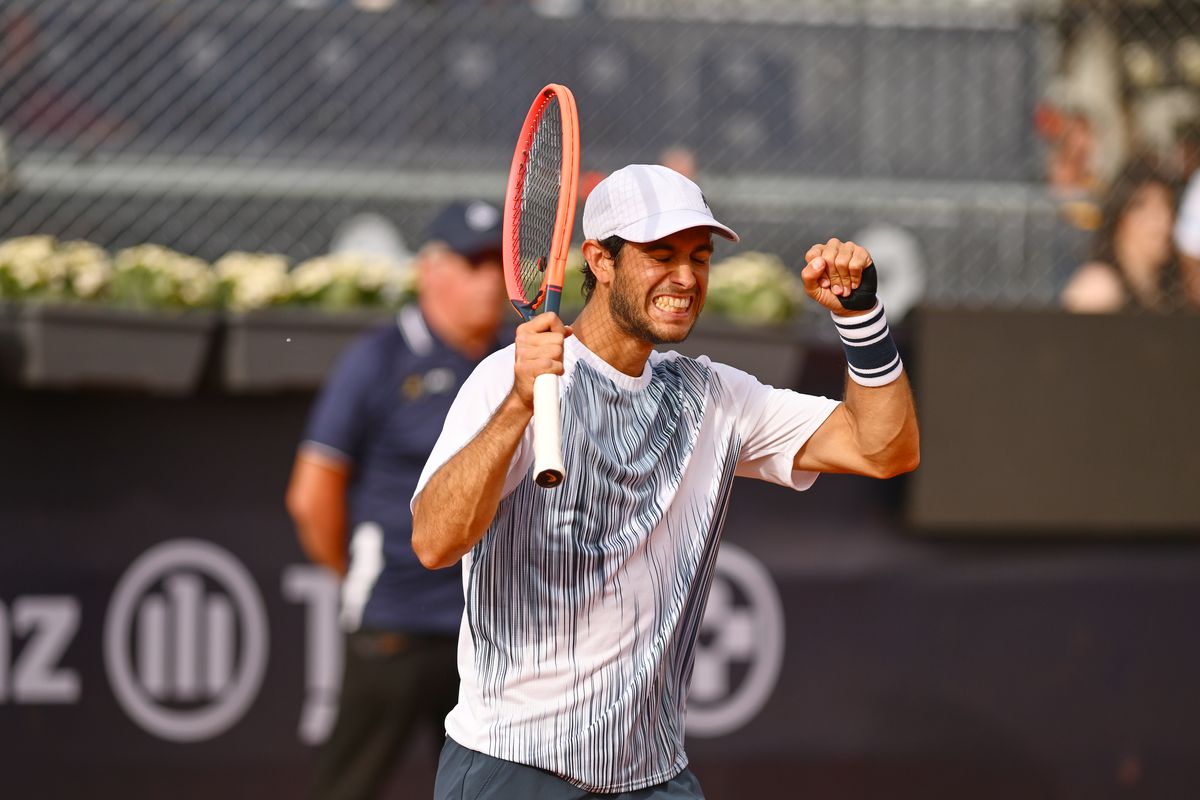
[413,335,838,793]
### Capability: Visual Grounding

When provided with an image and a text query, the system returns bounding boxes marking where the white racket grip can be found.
[532,371,565,488]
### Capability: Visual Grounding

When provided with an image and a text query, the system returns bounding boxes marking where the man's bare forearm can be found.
[842,371,920,478]
[295,520,348,575]
[412,391,533,569]
[286,454,350,575]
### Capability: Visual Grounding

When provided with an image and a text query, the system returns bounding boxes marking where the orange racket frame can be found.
[501,83,580,321]
[500,83,580,489]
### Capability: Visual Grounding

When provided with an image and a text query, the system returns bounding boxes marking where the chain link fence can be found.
[1,0,1198,311]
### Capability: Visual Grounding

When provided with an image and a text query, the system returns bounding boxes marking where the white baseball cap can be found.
[582,164,739,244]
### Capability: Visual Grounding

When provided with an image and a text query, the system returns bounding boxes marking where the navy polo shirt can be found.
[302,305,507,635]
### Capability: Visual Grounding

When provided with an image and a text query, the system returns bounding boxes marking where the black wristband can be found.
[831,302,904,387]
[836,263,878,311]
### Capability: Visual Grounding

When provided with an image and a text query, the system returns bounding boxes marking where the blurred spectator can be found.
[1131,89,1199,180]
[1061,158,1183,313]
[286,200,509,800]
[1035,102,1104,293]
[1173,117,1200,182]
[1040,105,1101,198]
[659,144,698,180]
[1037,17,1131,294]
[1046,19,1128,188]
[1171,176,1200,311]
[579,169,606,204]
[0,8,130,145]
[1172,123,1200,308]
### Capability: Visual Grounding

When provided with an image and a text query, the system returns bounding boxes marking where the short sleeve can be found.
[711,361,840,491]
[301,336,382,465]
[1176,173,1200,258]
[410,345,531,511]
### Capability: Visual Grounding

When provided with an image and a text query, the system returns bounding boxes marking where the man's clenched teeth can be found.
[654,296,692,312]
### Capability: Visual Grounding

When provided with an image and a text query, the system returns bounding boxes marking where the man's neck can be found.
[572,302,654,377]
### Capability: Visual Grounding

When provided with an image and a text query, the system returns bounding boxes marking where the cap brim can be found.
[450,231,503,259]
[613,209,739,244]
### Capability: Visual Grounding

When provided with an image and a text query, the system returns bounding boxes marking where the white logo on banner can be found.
[282,565,342,745]
[104,540,268,742]
[686,542,785,738]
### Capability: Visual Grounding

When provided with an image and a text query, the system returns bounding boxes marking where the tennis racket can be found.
[501,83,580,489]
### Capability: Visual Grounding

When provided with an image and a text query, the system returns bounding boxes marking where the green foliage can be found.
[289,253,413,312]
[109,244,217,310]
[705,251,805,325]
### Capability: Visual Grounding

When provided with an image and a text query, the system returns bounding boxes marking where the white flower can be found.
[114,243,170,272]
[215,251,291,311]
[290,252,408,309]
[0,236,115,299]
[0,235,58,292]
[71,260,112,298]
[0,235,56,264]
[290,256,337,296]
[54,241,112,298]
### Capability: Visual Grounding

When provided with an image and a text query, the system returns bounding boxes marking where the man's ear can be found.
[581,239,616,286]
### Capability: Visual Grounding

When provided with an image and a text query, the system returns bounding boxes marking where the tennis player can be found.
[411,164,919,798]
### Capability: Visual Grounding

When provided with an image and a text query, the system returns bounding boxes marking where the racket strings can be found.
[515,95,564,307]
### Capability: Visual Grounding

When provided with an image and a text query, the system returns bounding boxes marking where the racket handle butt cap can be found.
[535,468,564,488]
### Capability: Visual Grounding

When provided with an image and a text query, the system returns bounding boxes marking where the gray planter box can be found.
[658,316,810,389]
[221,307,394,392]
[0,303,216,394]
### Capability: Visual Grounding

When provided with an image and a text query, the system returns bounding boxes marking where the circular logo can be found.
[686,542,785,737]
[104,540,269,742]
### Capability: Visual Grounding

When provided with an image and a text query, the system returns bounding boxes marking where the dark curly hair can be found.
[580,235,626,302]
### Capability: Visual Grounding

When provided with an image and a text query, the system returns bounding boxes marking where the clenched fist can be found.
[512,312,572,410]
[801,238,877,315]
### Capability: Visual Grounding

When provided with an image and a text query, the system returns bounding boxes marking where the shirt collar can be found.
[565,335,654,391]
[396,305,434,357]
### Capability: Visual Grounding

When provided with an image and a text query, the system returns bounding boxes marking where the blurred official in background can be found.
[286,200,509,800]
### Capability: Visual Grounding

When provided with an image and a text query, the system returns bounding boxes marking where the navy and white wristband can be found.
[832,302,904,387]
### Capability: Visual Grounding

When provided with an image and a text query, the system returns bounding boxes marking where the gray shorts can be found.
[434,737,705,799]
